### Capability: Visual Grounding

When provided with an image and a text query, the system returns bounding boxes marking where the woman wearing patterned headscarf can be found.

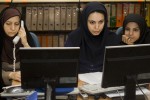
[65,2,119,73]
[0,7,35,86]
[120,14,150,45]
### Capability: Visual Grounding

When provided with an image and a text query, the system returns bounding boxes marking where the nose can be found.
[129,30,133,36]
[95,23,99,29]
[10,24,15,31]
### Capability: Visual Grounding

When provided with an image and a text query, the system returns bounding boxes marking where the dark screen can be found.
[20,47,80,89]
[102,44,150,88]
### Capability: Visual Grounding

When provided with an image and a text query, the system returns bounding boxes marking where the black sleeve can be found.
[106,32,121,46]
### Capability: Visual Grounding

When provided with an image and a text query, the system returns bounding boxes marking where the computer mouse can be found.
[6,86,24,94]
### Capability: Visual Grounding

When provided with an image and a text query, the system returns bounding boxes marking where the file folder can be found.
[43,7,49,31]
[59,33,65,47]
[37,7,43,31]
[49,7,55,30]
[26,7,32,31]
[72,6,78,30]
[66,7,72,31]
[31,7,38,31]
[60,6,66,30]
[55,7,61,30]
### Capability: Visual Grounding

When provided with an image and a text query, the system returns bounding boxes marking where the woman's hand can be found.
[18,27,30,47]
[9,71,21,82]
[122,35,134,45]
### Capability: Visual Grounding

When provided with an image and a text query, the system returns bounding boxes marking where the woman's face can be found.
[87,12,105,36]
[4,16,20,37]
[124,22,140,43]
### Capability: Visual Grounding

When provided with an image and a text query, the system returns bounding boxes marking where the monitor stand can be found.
[44,78,56,100]
[124,75,136,100]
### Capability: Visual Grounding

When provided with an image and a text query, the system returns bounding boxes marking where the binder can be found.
[128,3,135,14]
[116,3,123,27]
[49,7,55,30]
[37,7,43,31]
[110,4,116,27]
[134,3,141,14]
[43,7,49,31]
[105,4,111,27]
[59,33,65,47]
[60,6,66,30]
[54,7,61,30]
[52,34,59,47]
[123,3,129,21]
[26,7,32,31]
[72,6,78,30]
[145,4,150,27]
[48,34,53,47]
[31,7,38,31]
[66,7,72,31]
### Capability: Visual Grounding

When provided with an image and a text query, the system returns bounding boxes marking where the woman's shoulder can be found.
[106,31,121,46]
[68,28,82,39]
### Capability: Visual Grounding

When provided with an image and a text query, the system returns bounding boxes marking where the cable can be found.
[116,89,123,100]
[134,77,148,100]
[13,44,16,72]
[10,0,14,7]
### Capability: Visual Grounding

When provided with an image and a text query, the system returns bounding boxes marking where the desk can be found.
[1,80,147,100]
[77,80,111,100]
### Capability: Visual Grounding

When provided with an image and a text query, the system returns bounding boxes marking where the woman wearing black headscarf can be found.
[65,2,119,73]
[0,7,35,86]
[120,14,150,45]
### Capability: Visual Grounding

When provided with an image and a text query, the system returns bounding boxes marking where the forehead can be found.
[88,12,104,21]
[126,22,139,28]
[5,16,20,22]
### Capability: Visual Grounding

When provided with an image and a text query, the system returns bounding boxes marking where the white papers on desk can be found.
[78,72,102,84]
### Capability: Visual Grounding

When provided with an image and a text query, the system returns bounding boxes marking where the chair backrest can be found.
[116,27,123,35]
[30,32,40,47]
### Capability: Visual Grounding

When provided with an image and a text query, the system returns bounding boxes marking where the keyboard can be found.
[79,84,124,95]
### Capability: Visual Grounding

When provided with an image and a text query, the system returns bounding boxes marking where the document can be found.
[78,72,102,84]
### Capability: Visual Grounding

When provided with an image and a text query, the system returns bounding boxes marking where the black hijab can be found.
[65,2,110,73]
[0,7,35,64]
[122,14,150,44]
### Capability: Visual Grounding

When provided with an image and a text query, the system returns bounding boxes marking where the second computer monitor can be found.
[20,47,80,89]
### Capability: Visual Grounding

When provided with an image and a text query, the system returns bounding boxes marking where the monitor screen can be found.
[101,44,150,99]
[20,47,80,89]
[102,44,150,88]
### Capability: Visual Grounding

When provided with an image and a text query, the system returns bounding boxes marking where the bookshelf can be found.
[0,0,150,2]
[0,1,149,47]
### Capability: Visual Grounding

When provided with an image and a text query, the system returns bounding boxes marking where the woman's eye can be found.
[90,21,95,24]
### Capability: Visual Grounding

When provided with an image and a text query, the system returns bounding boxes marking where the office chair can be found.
[116,27,123,35]
[30,32,40,47]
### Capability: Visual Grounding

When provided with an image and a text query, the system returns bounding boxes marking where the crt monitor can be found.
[101,44,150,100]
[19,47,80,99]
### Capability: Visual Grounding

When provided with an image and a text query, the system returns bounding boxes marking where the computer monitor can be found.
[101,44,150,100]
[19,47,80,100]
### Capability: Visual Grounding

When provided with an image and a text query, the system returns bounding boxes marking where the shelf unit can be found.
[0,0,149,47]
[0,0,150,3]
